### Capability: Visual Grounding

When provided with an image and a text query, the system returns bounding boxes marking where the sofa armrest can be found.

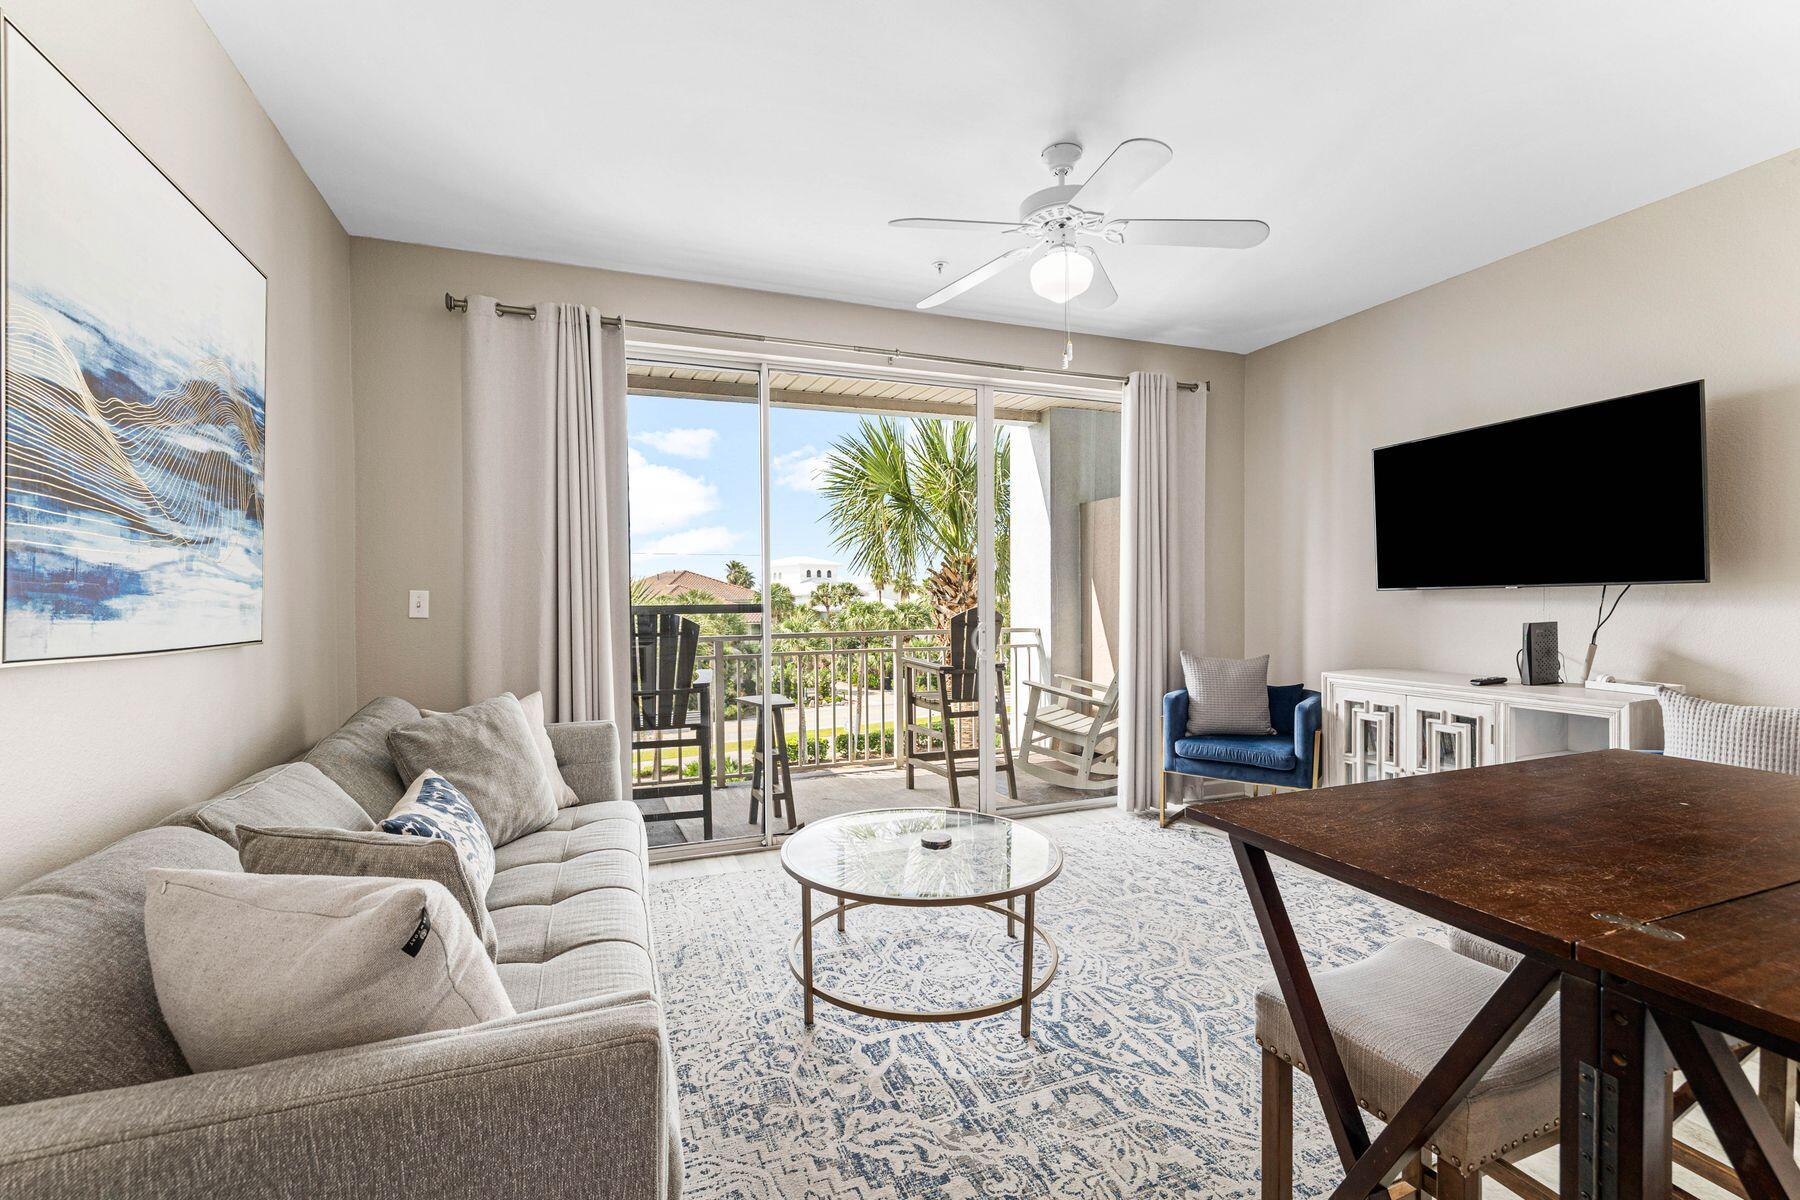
[0,992,680,1200]
[1162,689,1189,770]
[1293,693,1323,764]
[547,719,623,806]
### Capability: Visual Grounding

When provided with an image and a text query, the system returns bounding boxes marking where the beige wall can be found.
[0,2,355,894]
[349,238,1244,711]
[1244,151,1800,705]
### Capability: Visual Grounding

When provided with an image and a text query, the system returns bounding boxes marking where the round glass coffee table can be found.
[779,806,1063,1038]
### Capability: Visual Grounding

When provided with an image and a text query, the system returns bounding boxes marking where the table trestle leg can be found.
[1232,839,1372,1170]
[1654,1015,1800,1200]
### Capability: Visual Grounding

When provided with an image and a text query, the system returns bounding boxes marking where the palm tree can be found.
[769,581,797,623]
[818,417,1009,627]
[818,417,914,609]
[810,580,862,616]
[724,560,755,590]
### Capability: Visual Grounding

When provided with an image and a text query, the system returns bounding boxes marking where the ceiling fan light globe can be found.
[1030,246,1093,304]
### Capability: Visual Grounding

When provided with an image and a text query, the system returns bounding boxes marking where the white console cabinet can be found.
[1320,669,1663,787]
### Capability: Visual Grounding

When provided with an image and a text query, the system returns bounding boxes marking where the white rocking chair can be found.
[1015,673,1120,791]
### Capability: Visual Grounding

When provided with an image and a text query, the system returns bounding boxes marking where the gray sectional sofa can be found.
[0,697,680,1200]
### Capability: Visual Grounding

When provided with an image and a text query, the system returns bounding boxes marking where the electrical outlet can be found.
[408,590,429,619]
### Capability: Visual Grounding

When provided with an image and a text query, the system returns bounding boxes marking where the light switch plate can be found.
[408,590,429,619]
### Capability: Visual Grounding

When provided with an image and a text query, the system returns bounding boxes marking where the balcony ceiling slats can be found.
[627,361,1118,419]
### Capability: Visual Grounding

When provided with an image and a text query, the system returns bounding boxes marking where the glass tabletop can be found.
[780,807,1061,902]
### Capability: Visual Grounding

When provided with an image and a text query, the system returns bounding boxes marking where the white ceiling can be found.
[196,1,1800,353]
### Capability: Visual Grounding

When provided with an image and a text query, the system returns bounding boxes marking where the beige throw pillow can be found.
[387,693,558,845]
[518,691,581,808]
[144,870,513,1073]
[426,691,578,808]
[237,824,499,958]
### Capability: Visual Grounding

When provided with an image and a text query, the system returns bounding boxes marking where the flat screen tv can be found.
[1373,382,1708,590]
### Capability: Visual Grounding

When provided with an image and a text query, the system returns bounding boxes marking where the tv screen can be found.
[1373,382,1708,590]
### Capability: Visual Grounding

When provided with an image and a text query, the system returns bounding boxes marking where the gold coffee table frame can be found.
[780,811,1063,1039]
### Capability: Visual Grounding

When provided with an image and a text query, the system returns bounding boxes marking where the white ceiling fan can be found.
[891,138,1269,311]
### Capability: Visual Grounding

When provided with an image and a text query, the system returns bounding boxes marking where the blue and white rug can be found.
[649,813,1439,1199]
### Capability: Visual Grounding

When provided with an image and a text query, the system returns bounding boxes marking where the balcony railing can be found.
[630,606,1044,786]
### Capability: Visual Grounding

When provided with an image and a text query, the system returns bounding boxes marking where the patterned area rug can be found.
[649,813,1439,1199]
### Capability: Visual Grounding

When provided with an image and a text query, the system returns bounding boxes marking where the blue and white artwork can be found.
[3,22,267,663]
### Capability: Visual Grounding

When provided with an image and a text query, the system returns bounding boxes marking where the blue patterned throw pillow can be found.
[381,771,495,904]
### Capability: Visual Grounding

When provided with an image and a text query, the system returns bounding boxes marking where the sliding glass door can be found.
[623,363,764,851]
[624,355,1117,856]
[765,372,998,828]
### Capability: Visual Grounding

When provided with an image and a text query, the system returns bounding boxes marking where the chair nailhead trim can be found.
[1262,1021,1562,1171]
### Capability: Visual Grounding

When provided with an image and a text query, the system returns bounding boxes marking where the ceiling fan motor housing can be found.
[1019,184,1083,227]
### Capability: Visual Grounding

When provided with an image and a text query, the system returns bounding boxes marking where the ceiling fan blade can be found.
[1074,252,1117,309]
[1113,218,1270,249]
[890,218,1024,234]
[915,246,1034,309]
[1069,138,1173,215]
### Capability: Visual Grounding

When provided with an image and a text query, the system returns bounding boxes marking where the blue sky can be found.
[627,393,872,585]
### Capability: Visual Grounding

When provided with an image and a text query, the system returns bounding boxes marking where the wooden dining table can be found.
[1192,749,1800,1200]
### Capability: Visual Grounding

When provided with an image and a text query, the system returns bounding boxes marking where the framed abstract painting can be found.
[1,19,267,665]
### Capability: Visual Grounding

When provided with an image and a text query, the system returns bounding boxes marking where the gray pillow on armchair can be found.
[1181,652,1276,736]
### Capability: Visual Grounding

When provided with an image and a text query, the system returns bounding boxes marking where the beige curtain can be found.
[461,298,630,739]
[1117,371,1199,812]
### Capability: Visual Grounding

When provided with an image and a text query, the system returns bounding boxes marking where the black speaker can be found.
[1520,621,1561,685]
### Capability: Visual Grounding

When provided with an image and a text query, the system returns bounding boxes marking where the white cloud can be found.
[639,526,740,556]
[631,428,717,459]
[628,448,719,533]
[773,445,829,492]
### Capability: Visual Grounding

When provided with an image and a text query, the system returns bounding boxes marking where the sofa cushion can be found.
[163,761,373,850]
[486,801,656,1011]
[303,695,424,821]
[145,869,513,1073]
[1173,733,1299,773]
[239,822,499,958]
[428,691,580,808]
[387,694,559,846]
[0,827,241,1106]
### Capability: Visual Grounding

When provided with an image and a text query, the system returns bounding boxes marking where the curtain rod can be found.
[443,292,1207,393]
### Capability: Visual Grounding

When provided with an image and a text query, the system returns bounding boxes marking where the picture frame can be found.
[1,15,269,666]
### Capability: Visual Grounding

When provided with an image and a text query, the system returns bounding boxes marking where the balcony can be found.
[629,607,1109,847]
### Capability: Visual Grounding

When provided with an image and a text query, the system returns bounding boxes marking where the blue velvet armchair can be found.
[1160,684,1322,826]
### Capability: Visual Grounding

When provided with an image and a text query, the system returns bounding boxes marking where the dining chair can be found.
[1257,937,1563,1200]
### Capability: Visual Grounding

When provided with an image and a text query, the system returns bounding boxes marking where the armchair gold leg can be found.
[1312,728,1322,789]
[1159,709,1178,828]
